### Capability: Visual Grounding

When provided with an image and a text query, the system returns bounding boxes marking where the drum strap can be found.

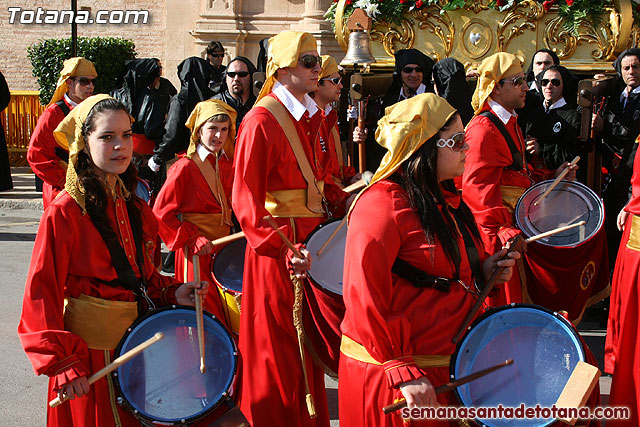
[479,111,526,172]
[391,258,452,292]
[54,100,71,162]
[451,207,485,290]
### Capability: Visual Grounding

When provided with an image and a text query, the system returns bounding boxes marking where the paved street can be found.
[0,168,609,426]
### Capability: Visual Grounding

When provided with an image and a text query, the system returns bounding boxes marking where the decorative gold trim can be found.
[412,5,454,60]
[460,18,493,59]
[464,0,491,14]
[544,11,615,61]
[334,0,349,52]
[105,351,123,427]
[497,0,543,53]
[371,18,415,57]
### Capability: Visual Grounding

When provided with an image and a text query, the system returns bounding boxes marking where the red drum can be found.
[514,180,610,322]
[303,218,347,376]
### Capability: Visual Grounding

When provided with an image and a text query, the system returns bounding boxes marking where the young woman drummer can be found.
[338,93,519,426]
[18,94,208,426]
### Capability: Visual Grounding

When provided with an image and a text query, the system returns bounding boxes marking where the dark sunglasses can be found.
[500,76,526,87]
[402,66,423,74]
[321,76,341,85]
[211,53,225,58]
[300,55,322,69]
[73,77,96,86]
[436,132,466,152]
[227,71,250,78]
[541,78,561,87]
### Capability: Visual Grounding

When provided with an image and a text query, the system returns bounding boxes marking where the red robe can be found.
[605,140,640,425]
[18,191,179,426]
[232,93,347,427]
[27,99,72,210]
[339,180,482,427]
[321,108,355,186]
[152,153,231,321]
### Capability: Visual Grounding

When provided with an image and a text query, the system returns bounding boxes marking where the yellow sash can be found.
[340,335,451,368]
[501,185,526,215]
[182,212,230,241]
[627,214,640,251]
[191,153,233,228]
[257,96,325,217]
[64,294,138,350]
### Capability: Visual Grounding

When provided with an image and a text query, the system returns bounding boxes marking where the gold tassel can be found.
[291,273,316,419]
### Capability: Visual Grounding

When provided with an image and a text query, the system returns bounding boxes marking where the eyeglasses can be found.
[321,76,341,85]
[211,53,224,58]
[402,66,424,74]
[299,55,322,69]
[73,77,96,86]
[500,76,526,87]
[540,78,561,87]
[227,71,250,78]
[436,132,466,152]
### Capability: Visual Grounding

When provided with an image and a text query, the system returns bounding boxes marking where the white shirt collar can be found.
[272,81,319,121]
[488,99,517,125]
[529,81,539,92]
[545,97,567,112]
[398,83,427,102]
[620,85,640,102]
[324,104,333,115]
[64,93,78,108]
[196,143,227,162]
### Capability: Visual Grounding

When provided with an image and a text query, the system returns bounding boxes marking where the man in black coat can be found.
[211,56,257,129]
[0,72,11,191]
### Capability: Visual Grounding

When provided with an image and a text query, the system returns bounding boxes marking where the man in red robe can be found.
[461,53,607,319]
[27,57,96,210]
[232,31,347,427]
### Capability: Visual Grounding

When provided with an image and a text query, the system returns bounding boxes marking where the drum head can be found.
[515,180,603,247]
[304,219,346,295]
[452,305,585,427]
[212,238,246,293]
[114,307,237,424]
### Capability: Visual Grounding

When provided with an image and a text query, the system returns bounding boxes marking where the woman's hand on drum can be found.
[289,246,312,280]
[617,207,630,231]
[57,376,90,402]
[399,376,439,409]
[176,281,209,306]
[482,247,521,284]
[555,161,578,181]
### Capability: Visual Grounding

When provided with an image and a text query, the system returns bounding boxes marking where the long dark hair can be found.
[76,98,145,247]
[397,113,480,276]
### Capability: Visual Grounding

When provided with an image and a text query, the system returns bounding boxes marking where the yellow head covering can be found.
[185,99,238,160]
[54,94,133,213]
[471,52,522,114]
[319,55,339,80]
[48,57,98,107]
[348,93,457,218]
[256,31,317,102]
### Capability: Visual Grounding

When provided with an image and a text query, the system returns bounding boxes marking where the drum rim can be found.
[112,305,238,425]
[514,179,604,248]
[450,303,586,427]
[211,237,246,294]
[303,217,345,296]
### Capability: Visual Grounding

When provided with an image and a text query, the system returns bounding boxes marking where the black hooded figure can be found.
[0,72,12,191]
[111,58,166,144]
[600,47,640,261]
[525,48,561,90]
[525,65,585,180]
[212,56,257,128]
[518,48,561,134]
[382,48,435,109]
[257,38,269,73]
[432,57,474,126]
[151,57,214,168]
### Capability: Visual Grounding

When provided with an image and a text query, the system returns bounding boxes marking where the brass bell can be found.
[341,30,375,67]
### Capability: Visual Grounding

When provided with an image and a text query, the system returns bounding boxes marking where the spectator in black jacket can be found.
[0,71,12,191]
[432,57,474,126]
[212,56,257,129]
[148,57,213,174]
[206,41,226,90]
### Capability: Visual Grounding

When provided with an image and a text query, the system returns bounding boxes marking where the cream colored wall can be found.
[0,0,344,93]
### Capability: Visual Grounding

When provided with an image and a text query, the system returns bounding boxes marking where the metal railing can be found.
[1,91,45,166]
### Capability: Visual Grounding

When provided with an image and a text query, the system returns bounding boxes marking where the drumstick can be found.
[533,156,580,206]
[316,216,347,256]
[263,215,303,258]
[210,231,245,247]
[382,359,514,414]
[452,235,523,344]
[192,255,206,374]
[343,170,374,193]
[49,332,164,408]
[525,220,586,243]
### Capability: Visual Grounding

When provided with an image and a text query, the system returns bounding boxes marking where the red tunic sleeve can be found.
[27,103,68,189]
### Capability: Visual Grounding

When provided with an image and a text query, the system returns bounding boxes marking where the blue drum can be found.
[211,238,246,334]
[113,306,237,425]
[452,304,586,427]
